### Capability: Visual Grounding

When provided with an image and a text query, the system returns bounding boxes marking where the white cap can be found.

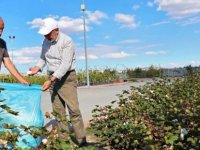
[38,18,58,35]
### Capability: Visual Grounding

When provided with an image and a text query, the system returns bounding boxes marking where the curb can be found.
[78,82,129,89]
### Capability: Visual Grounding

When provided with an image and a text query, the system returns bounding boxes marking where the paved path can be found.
[41,82,147,127]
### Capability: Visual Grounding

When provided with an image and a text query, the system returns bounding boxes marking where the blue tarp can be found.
[0,83,44,149]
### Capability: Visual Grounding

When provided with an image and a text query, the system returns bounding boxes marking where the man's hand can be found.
[29,66,40,75]
[20,79,31,86]
[3,57,31,86]
[42,80,52,91]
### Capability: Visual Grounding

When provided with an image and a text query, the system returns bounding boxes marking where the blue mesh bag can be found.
[0,83,44,149]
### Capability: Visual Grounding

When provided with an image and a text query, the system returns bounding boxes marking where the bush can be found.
[89,73,200,149]
[77,69,119,86]
[0,74,48,85]
[0,86,75,149]
[0,108,76,149]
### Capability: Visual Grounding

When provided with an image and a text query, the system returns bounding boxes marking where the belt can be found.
[48,70,75,76]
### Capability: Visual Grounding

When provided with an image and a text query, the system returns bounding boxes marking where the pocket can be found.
[65,71,77,87]
[69,72,77,81]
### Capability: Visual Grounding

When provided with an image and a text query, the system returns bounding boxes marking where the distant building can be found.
[161,66,200,77]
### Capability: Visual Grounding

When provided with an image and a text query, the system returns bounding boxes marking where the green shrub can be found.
[77,69,119,85]
[0,74,48,85]
[89,73,200,149]
[0,87,76,149]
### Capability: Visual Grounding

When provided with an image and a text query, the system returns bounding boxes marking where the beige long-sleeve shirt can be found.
[36,32,76,79]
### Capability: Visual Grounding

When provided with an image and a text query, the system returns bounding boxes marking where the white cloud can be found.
[104,35,111,39]
[101,51,132,59]
[163,61,200,68]
[87,44,119,56]
[189,60,200,66]
[77,54,98,60]
[77,44,137,59]
[132,5,140,10]
[155,0,200,19]
[145,50,167,55]
[120,39,140,44]
[13,57,37,64]
[114,13,138,29]
[178,16,200,26]
[27,18,44,29]
[12,47,41,57]
[28,11,107,34]
[28,16,85,33]
[151,20,170,26]
[147,2,154,7]
[76,44,120,60]
[137,44,158,50]
[58,16,85,33]
[8,47,41,65]
[88,54,98,60]
[86,10,108,24]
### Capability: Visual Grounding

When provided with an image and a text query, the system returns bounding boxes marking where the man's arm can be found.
[3,57,30,84]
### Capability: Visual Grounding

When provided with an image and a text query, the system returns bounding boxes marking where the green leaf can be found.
[187,137,196,145]
[0,104,10,109]
[164,126,172,131]
[0,99,5,102]
[165,133,179,145]
[6,109,19,115]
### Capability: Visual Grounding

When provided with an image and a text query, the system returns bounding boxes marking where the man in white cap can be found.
[0,16,29,85]
[29,18,87,147]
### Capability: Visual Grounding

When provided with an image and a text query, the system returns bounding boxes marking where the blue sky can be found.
[1,0,200,73]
